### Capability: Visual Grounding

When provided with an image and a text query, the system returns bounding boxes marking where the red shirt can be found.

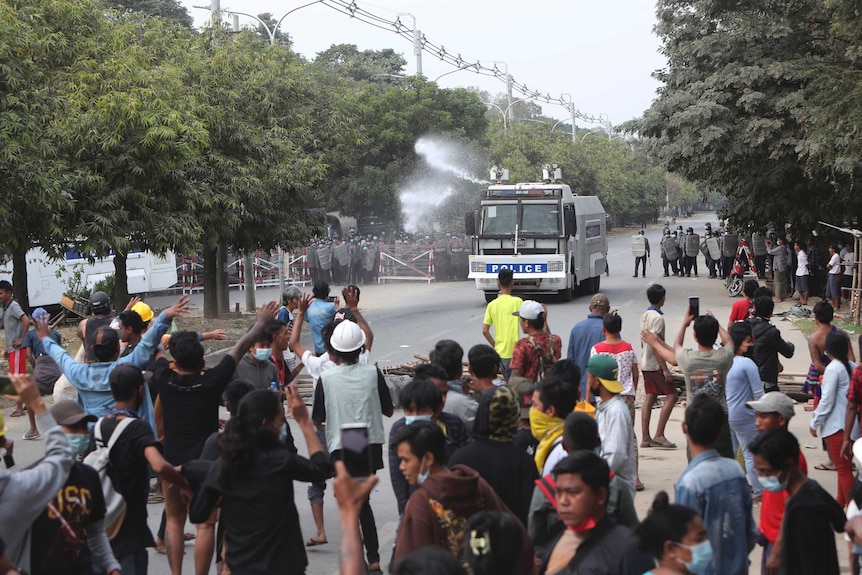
[728,299,752,324]
[510,333,562,382]
[847,365,862,428]
[759,450,808,543]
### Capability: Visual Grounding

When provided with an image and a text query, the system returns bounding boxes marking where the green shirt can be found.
[483,294,523,359]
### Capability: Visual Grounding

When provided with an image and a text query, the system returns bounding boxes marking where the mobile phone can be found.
[0,374,13,397]
[1,447,13,469]
[689,296,700,318]
[327,296,337,303]
[340,423,372,478]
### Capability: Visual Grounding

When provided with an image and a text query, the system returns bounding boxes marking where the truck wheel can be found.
[727,277,743,297]
[591,275,601,294]
[485,292,497,303]
[558,287,572,303]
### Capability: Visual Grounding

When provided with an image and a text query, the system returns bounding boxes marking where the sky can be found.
[180,0,667,128]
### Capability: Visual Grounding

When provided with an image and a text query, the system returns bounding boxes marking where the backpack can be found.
[527,335,557,381]
[84,417,135,540]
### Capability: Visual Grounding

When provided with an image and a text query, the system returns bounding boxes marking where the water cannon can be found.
[542,164,562,183]
[489,166,510,183]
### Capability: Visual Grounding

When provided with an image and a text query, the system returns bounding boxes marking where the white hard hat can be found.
[330,320,366,353]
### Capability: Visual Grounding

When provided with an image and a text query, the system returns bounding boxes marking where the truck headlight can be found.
[547,260,564,272]
[470,261,485,273]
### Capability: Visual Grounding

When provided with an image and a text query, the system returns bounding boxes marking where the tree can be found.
[58,11,208,306]
[313,43,406,82]
[102,0,193,28]
[0,0,108,308]
[637,0,862,231]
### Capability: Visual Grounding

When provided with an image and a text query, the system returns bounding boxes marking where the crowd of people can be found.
[2,259,862,575]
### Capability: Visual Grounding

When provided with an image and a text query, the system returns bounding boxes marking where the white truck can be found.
[0,248,178,308]
[466,169,608,302]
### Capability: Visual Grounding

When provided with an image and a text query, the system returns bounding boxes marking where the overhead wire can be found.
[317,0,609,125]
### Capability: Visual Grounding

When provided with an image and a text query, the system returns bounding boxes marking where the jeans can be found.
[729,418,763,497]
[500,358,512,381]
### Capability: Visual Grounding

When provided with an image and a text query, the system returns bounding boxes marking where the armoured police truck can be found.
[466,166,608,302]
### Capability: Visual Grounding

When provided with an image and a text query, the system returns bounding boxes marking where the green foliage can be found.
[101,0,192,28]
[637,0,862,231]
[312,43,406,82]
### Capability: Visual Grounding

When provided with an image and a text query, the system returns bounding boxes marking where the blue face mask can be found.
[65,433,91,457]
[254,348,272,362]
[278,424,288,444]
[417,457,430,485]
[405,414,433,426]
[759,472,788,493]
[677,540,714,573]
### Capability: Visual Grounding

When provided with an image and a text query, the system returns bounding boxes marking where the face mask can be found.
[65,433,91,457]
[405,414,433,425]
[759,471,788,493]
[278,424,288,443]
[417,457,430,485]
[254,348,272,362]
[529,408,561,440]
[676,540,714,574]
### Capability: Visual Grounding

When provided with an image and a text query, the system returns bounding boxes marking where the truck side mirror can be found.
[564,207,575,236]
[465,212,476,236]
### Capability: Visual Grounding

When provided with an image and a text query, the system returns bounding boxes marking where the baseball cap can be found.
[109,363,151,389]
[92,327,121,358]
[745,392,795,419]
[90,291,110,314]
[590,293,610,308]
[587,354,623,393]
[513,300,544,320]
[131,301,154,323]
[51,400,97,426]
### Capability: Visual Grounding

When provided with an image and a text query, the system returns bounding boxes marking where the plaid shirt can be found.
[509,333,562,381]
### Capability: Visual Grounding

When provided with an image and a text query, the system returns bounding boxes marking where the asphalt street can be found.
[5,213,841,574]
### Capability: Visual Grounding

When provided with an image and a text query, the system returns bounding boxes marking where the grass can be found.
[795,317,862,338]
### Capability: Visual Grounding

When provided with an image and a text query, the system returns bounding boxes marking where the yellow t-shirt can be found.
[483,294,523,359]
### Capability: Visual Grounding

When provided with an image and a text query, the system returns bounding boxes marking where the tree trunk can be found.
[217,243,229,314]
[203,246,218,318]
[243,251,256,312]
[11,247,29,311]
[113,253,129,309]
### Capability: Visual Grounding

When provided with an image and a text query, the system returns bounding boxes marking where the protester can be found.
[566,293,610,400]
[746,391,807,574]
[39,295,191,434]
[29,400,121,575]
[675,395,756,575]
[586,354,637,498]
[388,378,469,516]
[306,281,337,354]
[429,340,478,428]
[794,241,810,305]
[449,385,538,526]
[466,344,501,395]
[190,386,333,575]
[643,311,735,458]
[727,279,759,330]
[334,461,380,575]
[826,244,843,310]
[465,511,525,575]
[767,237,790,302]
[529,376,580,475]
[810,330,856,507]
[639,284,678,450]
[265,319,292,386]
[0,375,73,574]
[155,302,278,575]
[538,451,654,575]
[636,491,710,575]
[277,285,302,326]
[391,420,533,572]
[1,281,32,438]
[21,308,62,440]
[590,313,642,491]
[749,296,795,393]
[725,322,764,501]
[528,412,638,557]
[750,428,845,575]
[229,325,281,390]
[482,268,523,380]
[311,320,393,575]
[842,337,862,460]
[78,291,112,363]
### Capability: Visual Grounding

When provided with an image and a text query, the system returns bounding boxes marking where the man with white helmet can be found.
[311,319,393,575]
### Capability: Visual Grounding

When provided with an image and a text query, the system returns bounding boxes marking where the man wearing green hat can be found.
[587,354,636,499]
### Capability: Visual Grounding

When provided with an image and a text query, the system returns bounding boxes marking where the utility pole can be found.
[399,13,422,76]
[210,0,219,26]
[506,73,514,121]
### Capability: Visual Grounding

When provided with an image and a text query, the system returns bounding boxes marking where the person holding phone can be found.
[306,282,337,355]
[190,386,333,575]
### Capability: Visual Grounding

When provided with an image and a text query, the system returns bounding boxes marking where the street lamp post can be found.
[196,0,325,45]
[486,96,533,131]
[493,61,514,121]
[397,13,422,76]
[432,64,475,83]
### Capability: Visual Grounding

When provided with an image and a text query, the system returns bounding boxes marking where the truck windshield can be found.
[481,204,517,235]
[521,204,560,235]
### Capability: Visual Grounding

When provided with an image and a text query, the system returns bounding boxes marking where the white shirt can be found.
[828,253,842,275]
[796,249,809,276]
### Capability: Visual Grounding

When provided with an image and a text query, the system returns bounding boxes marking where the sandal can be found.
[10,409,25,417]
[306,537,328,547]
[23,431,41,440]
[148,493,165,504]
[814,463,836,471]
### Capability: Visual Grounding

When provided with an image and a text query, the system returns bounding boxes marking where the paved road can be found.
[5,213,834,574]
